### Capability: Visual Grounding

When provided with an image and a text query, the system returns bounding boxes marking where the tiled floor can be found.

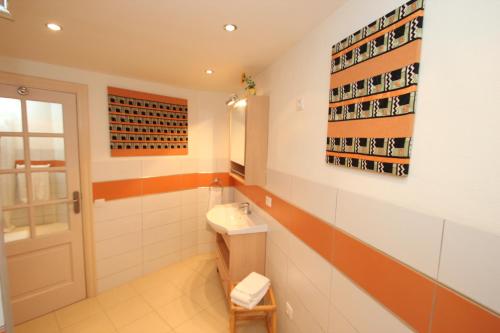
[14,254,269,333]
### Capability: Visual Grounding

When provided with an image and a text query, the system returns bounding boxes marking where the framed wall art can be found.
[326,0,424,176]
[107,87,188,157]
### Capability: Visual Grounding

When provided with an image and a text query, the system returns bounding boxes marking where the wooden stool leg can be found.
[229,311,236,333]
[271,311,277,333]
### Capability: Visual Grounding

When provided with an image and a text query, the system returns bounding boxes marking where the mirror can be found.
[229,101,246,167]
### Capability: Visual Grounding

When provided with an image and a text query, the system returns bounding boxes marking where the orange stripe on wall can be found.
[327,114,415,138]
[92,172,499,332]
[330,40,422,88]
[108,87,188,106]
[93,172,232,201]
[111,148,188,157]
[431,286,500,333]
[93,178,143,201]
[332,10,424,58]
[333,229,436,332]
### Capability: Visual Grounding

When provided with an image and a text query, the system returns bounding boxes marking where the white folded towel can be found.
[232,272,270,298]
[230,272,271,309]
[231,283,270,304]
[231,285,269,310]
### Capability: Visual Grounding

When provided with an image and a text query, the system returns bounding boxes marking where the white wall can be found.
[0,56,230,179]
[255,0,500,235]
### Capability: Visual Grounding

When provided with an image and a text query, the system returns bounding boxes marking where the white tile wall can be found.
[94,214,141,242]
[266,169,293,201]
[288,261,330,331]
[141,158,182,178]
[290,176,337,225]
[94,197,142,222]
[96,250,142,279]
[94,187,233,291]
[92,160,142,182]
[235,187,415,333]
[328,305,358,333]
[142,192,181,212]
[234,173,498,333]
[438,221,500,313]
[336,190,444,278]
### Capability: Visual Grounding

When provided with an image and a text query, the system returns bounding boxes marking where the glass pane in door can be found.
[0,97,22,132]
[27,101,64,133]
[34,203,69,236]
[0,173,27,206]
[29,137,65,166]
[31,171,68,202]
[0,136,24,170]
[3,208,30,243]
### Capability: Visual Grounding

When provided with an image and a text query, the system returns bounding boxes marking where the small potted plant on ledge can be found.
[241,73,256,96]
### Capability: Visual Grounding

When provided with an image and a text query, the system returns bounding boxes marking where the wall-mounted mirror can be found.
[229,100,246,176]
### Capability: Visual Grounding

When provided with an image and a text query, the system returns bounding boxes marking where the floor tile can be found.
[55,298,103,328]
[237,320,269,333]
[14,313,60,333]
[186,280,226,309]
[105,296,153,328]
[131,271,171,293]
[97,284,138,309]
[203,298,229,323]
[140,282,183,309]
[174,310,227,333]
[119,312,172,333]
[156,297,205,328]
[60,312,116,333]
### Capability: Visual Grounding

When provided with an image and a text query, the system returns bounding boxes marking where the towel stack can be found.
[230,272,270,309]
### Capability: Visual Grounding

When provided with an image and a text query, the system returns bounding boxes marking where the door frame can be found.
[0,72,97,303]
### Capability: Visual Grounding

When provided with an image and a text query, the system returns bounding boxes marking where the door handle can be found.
[72,191,81,214]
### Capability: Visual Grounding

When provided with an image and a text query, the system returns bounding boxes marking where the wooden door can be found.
[0,83,85,324]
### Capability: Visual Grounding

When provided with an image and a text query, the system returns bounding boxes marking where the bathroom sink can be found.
[206,203,268,235]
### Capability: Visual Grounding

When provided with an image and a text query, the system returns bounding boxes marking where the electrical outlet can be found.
[296,98,305,112]
[285,302,294,319]
[265,195,272,207]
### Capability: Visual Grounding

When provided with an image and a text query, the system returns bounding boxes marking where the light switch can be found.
[296,98,305,112]
[265,195,272,207]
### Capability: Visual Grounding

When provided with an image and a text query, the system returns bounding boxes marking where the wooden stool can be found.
[228,283,277,333]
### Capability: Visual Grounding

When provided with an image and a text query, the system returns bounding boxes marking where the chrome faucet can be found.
[239,202,251,215]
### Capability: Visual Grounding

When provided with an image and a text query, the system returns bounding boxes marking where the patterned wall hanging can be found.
[326,0,424,176]
[107,87,188,157]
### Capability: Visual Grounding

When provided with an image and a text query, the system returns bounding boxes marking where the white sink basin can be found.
[206,203,268,235]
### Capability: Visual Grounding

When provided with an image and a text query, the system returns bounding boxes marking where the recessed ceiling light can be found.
[205,69,214,75]
[46,23,62,31]
[223,24,237,32]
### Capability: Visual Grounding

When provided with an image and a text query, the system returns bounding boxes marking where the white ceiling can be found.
[0,0,346,91]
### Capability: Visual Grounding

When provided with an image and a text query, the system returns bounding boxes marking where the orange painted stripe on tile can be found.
[332,10,424,58]
[93,178,142,201]
[327,114,415,138]
[197,173,233,187]
[329,86,417,108]
[332,229,436,332]
[110,148,188,157]
[233,178,334,262]
[230,174,498,332]
[142,174,188,195]
[108,87,188,106]
[93,172,233,201]
[431,286,500,333]
[325,152,410,165]
[330,40,422,88]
